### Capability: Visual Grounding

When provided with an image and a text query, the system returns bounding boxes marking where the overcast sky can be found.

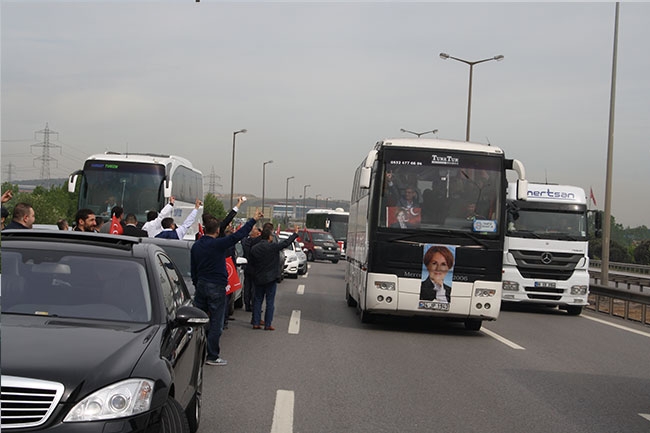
[1,1,648,227]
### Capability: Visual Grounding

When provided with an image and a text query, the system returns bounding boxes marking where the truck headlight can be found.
[502,280,519,291]
[475,288,496,297]
[570,285,588,295]
[64,379,154,422]
[374,281,396,291]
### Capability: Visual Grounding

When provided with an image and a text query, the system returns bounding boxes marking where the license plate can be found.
[534,281,556,288]
[418,301,450,311]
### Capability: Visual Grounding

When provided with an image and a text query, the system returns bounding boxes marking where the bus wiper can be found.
[390,230,490,248]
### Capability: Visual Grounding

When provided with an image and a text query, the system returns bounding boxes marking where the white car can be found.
[279,232,307,276]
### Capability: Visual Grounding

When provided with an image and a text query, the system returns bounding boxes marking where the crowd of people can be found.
[2,188,297,370]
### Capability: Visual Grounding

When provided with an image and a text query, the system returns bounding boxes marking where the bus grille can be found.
[511,250,582,281]
[1,376,64,429]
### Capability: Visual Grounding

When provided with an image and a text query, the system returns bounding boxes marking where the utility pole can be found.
[4,161,15,183]
[31,123,61,180]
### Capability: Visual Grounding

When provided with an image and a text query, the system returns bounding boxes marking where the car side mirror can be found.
[173,305,209,328]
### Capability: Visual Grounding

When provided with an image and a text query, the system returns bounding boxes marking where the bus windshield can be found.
[379,148,503,234]
[79,160,165,220]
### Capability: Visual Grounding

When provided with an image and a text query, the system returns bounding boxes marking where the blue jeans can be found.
[253,281,277,327]
[193,280,226,360]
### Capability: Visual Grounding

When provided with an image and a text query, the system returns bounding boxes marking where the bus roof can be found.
[85,152,199,172]
[378,138,505,156]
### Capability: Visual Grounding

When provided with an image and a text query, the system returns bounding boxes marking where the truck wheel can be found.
[464,319,482,331]
[566,305,583,316]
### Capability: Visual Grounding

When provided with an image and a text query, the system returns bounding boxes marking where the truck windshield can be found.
[507,208,587,240]
[378,148,503,234]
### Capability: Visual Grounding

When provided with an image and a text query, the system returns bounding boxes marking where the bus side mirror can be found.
[516,179,528,201]
[68,170,82,193]
[359,167,371,189]
[164,179,173,198]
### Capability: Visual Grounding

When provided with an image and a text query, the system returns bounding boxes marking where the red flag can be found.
[196,223,204,239]
[589,187,597,207]
[225,256,242,295]
[110,215,123,235]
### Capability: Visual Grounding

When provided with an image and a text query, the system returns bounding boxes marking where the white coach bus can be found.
[345,138,527,331]
[68,152,203,238]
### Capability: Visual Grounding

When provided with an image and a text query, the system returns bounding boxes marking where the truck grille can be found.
[511,250,582,281]
[1,376,64,429]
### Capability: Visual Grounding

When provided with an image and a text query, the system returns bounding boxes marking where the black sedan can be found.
[1,230,209,432]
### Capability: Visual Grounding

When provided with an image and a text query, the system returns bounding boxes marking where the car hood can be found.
[2,314,158,402]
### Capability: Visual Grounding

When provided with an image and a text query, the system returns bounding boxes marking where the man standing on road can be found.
[142,196,175,237]
[73,209,97,232]
[191,209,263,366]
[156,198,201,240]
[242,225,262,312]
[4,203,35,230]
[123,213,148,237]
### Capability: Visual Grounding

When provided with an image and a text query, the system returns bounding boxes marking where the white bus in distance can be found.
[345,138,527,331]
[68,152,203,239]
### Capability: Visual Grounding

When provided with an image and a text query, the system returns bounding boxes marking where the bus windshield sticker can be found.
[472,219,497,233]
[386,206,421,229]
[419,244,456,307]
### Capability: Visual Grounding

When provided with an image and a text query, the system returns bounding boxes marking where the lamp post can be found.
[315,194,321,209]
[303,184,311,221]
[400,128,438,138]
[285,176,294,228]
[229,128,247,208]
[261,160,273,217]
[325,197,331,208]
[439,52,503,141]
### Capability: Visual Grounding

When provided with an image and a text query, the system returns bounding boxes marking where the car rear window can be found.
[2,250,152,323]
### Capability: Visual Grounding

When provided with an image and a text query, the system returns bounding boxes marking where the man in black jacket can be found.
[249,225,299,330]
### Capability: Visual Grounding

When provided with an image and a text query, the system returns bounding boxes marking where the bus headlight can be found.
[570,285,588,295]
[374,281,396,291]
[502,280,519,291]
[475,288,496,297]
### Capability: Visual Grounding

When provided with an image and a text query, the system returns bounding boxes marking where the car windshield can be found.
[312,233,335,242]
[2,250,152,323]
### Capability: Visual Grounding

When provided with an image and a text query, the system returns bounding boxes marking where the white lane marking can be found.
[297,284,305,295]
[288,310,301,334]
[639,413,650,422]
[482,328,526,350]
[582,314,650,338]
[271,390,294,433]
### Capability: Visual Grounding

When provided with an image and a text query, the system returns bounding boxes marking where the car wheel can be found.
[307,251,314,262]
[464,319,482,331]
[186,362,203,433]
[331,259,339,264]
[160,397,190,433]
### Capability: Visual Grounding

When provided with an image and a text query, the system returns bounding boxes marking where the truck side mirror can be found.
[594,210,603,238]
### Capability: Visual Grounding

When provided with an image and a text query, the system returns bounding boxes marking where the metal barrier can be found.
[587,284,650,326]
[590,260,650,275]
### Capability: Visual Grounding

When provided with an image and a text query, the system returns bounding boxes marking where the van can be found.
[297,228,340,263]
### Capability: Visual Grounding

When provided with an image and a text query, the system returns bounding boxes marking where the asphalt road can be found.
[198,261,650,433]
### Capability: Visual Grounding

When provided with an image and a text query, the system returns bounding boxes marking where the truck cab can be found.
[502,183,590,315]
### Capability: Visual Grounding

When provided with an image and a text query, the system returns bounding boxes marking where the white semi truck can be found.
[502,183,591,315]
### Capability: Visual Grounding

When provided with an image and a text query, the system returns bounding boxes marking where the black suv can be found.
[1,230,208,432]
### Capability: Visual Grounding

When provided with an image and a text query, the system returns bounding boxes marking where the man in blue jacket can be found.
[249,225,299,331]
[191,208,263,366]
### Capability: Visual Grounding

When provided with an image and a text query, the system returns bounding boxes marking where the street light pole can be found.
[285,176,294,228]
[315,194,321,209]
[262,160,273,217]
[303,184,311,221]
[400,128,438,138]
[439,52,504,141]
[230,128,247,208]
[325,197,331,208]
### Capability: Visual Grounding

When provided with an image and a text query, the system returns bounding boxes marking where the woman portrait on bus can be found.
[419,245,454,303]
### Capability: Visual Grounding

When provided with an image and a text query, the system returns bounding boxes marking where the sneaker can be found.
[206,358,228,366]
